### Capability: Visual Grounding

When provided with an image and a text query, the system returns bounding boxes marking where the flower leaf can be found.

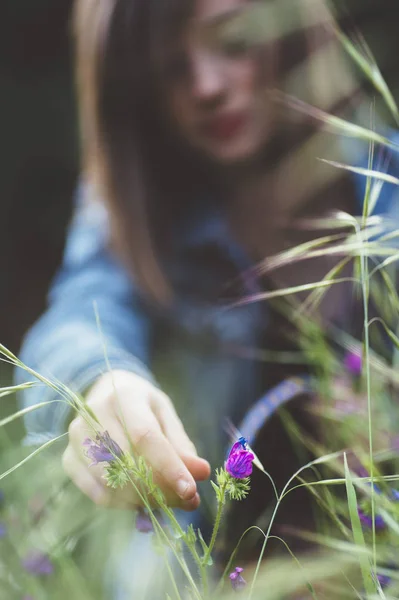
[182,524,197,547]
[211,479,221,501]
[226,475,251,501]
[105,462,129,489]
[198,528,213,566]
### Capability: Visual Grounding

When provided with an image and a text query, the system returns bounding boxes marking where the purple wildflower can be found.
[391,488,399,501]
[0,522,6,538]
[225,439,254,479]
[356,467,382,494]
[83,431,123,466]
[136,510,154,533]
[229,439,248,454]
[22,551,54,576]
[344,351,362,376]
[357,506,386,530]
[377,573,391,589]
[136,509,165,533]
[229,567,246,591]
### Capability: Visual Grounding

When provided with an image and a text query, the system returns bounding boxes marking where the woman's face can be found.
[164,0,275,166]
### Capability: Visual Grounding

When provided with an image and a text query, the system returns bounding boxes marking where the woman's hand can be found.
[62,370,211,510]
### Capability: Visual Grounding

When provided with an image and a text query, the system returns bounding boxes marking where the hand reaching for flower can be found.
[62,370,210,510]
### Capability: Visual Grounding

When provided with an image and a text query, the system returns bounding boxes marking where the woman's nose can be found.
[190,50,226,108]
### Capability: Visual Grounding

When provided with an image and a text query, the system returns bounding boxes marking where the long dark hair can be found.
[73,0,361,304]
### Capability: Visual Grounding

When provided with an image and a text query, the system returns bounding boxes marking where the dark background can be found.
[0,0,398,354]
[0,0,78,354]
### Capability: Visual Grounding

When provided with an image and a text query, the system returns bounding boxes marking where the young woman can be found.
[16,0,398,587]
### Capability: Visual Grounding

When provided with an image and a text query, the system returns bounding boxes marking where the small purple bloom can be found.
[0,522,6,538]
[357,506,386,530]
[136,509,165,533]
[377,573,391,588]
[136,510,154,533]
[356,468,382,494]
[344,351,362,376]
[229,567,246,591]
[391,489,399,501]
[225,440,254,479]
[22,551,54,576]
[83,431,123,466]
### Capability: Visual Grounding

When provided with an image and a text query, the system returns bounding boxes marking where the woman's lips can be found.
[202,111,247,142]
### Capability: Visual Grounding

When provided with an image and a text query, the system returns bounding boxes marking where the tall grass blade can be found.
[0,433,67,481]
[344,454,375,597]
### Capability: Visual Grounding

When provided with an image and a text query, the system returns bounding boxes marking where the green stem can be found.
[201,563,209,599]
[248,453,336,599]
[162,503,208,598]
[359,229,377,578]
[248,497,281,599]
[203,482,227,565]
[162,503,207,594]
[121,471,203,600]
[164,556,184,600]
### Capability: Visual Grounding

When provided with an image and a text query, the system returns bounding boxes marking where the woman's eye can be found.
[220,34,251,58]
[215,19,253,59]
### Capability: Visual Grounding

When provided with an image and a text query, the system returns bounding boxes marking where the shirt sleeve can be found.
[15,181,156,445]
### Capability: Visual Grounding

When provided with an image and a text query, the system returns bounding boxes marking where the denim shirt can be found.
[16,134,399,448]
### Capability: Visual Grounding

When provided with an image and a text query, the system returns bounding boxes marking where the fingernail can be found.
[176,478,194,500]
[183,492,200,511]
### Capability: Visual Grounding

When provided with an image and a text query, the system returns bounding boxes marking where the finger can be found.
[151,393,199,458]
[151,394,211,482]
[182,454,211,482]
[119,400,198,504]
[180,491,201,511]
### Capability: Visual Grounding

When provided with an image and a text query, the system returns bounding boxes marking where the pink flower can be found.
[229,566,246,591]
[225,438,254,479]
[344,351,362,376]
